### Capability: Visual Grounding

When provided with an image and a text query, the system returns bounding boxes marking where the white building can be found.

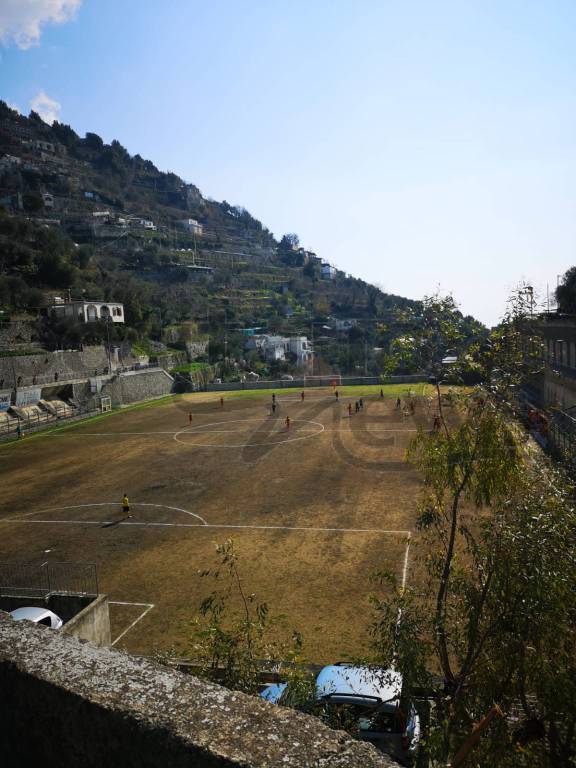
[321,263,337,280]
[177,218,203,235]
[245,334,312,365]
[132,218,157,231]
[287,336,313,364]
[0,154,22,170]
[50,300,125,324]
[24,139,58,154]
[333,318,358,331]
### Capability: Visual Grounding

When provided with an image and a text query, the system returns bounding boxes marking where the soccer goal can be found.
[100,395,112,413]
[303,374,343,389]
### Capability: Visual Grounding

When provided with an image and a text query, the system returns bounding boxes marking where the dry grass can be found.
[0,389,432,662]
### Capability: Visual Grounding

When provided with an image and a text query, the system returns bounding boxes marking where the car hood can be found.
[315,666,402,706]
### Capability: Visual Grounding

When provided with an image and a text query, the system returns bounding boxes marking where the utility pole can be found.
[364,338,368,376]
[105,317,112,372]
[310,318,314,377]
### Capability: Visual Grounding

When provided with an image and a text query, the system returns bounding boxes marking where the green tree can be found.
[187,539,306,694]
[369,292,576,766]
[555,267,576,313]
[22,192,44,213]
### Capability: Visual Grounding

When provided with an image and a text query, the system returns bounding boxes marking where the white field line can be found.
[5,518,411,536]
[401,532,412,591]
[36,426,418,437]
[393,534,413,638]
[3,502,208,525]
[173,417,325,448]
[109,601,155,646]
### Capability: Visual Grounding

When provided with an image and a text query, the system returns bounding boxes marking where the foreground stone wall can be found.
[0,613,398,768]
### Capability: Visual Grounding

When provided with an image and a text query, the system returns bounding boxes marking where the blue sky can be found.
[2,1,576,325]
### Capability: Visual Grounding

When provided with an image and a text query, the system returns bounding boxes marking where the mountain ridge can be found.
[0,101,483,376]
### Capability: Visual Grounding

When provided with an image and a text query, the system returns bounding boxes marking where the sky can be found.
[1,1,576,326]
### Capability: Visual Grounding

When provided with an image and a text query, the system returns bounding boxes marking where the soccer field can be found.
[0,386,431,662]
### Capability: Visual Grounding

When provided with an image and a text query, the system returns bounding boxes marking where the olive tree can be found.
[370,289,576,766]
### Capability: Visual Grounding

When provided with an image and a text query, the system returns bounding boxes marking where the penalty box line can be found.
[108,600,155,647]
[7,518,412,536]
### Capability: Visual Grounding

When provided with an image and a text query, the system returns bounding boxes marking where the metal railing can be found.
[206,374,427,392]
[0,561,98,598]
[2,361,161,389]
[0,401,100,437]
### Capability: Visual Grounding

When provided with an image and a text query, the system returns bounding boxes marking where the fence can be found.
[4,361,158,389]
[0,561,98,598]
[0,401,100,438]
[206,374,427,392]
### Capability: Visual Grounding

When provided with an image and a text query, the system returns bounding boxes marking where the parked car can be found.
[261,663,420,764]
[10,607,63,629]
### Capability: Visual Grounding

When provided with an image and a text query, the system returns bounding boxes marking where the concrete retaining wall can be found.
[0,346,109,388]
[0,613,398,768]
[0,595,111,647]
[101,368,174,406]
[60,594,111,647]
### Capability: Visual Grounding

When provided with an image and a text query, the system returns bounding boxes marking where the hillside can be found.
[0,102,484,377]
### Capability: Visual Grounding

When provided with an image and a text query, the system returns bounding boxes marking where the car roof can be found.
[10,607,58,623]
[315,665,402,706]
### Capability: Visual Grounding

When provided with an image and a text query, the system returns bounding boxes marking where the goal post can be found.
[303,374,342,389]
[100,395,112,413]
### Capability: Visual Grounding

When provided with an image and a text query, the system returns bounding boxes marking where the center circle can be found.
[173,418,324,448]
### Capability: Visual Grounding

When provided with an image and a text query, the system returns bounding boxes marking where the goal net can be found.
[303,374,343,388]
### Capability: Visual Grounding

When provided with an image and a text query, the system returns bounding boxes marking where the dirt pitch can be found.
[0,387,432,662]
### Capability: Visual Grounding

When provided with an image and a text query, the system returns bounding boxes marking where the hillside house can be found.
[245,334,312,365]
[42,192,54,209]
[131,217,157,231]
[0,154,22,170]
[177,218,203,235]
[333,318,358,331]
[50,299,125,324]
[23,139,60,154]
[288,336,313,364]
[321,263,337,280]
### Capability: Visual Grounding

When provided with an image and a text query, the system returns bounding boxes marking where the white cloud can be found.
[30,90,61,124]
[0,0,81,49]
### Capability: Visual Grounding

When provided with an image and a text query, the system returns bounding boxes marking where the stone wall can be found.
[101,368,174,406]
[0,346,109,388]
[0,613,399,768]
[0,320,39,351]
[152,351,187,369]
[186,340,209,359]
